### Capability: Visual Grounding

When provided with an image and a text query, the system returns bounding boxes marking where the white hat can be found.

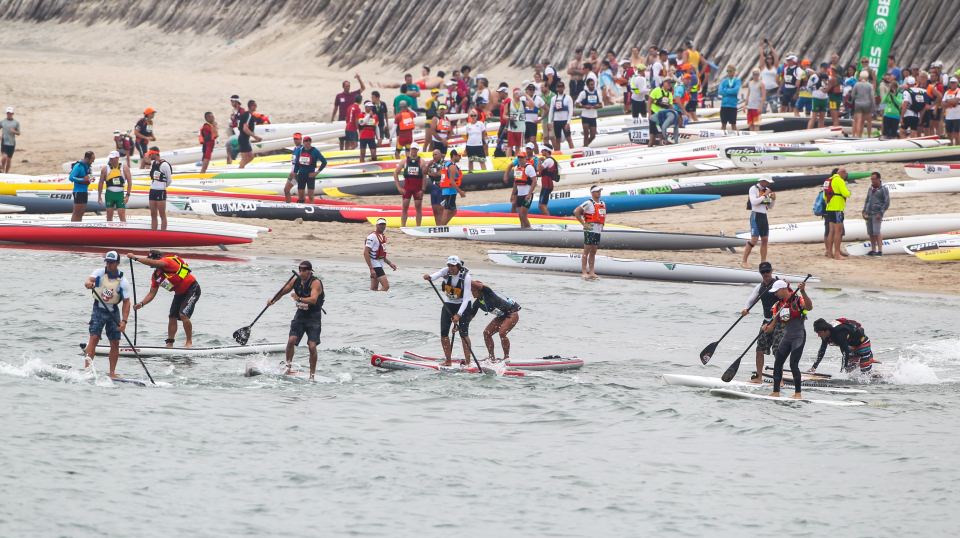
[770,280,789,293]
[410,143,420,151]
[590,185,603,193]
[375,217,387,225]
[113,129,121,135]
[544,66,556,76]
[4,106,13,114]
[786,55,798,62]
[905,76,916,85]
[363,101,374,108]
[525,142,536,150]
[108,150,120,159]
[541,142,554,152]
[496,86,508,93]
[950,77,959,84]
[104,250,120,262]
[758,175,774,184]
[446,255,462,266]
[476,73,487,80]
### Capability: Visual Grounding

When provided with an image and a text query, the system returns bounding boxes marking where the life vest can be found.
[368,232,387,259]
[252,112,270,124]
[583,89,600,106]
[439,162,463,188]
[435,116,451,134]
[198,122,217,144]
[650,87,673,113]
[832,318,865,340]
[773,292,805,322]
[553,95,569,112]
[292,274,324,316]
[95,270,124,307]
[230,106,245,129]
[116,134,134,152]
[540,157,559,184]
[782,66,799,86]
[427,160,443,185]
[403,157,423,180]
[822,175,844,203]
[155,255,192,292]
[149,159,170,184]
[584,200,606,224]
[908,88,928,113]
[360,113,378,128]
[509,101,525,126]
[513,159,535,186]
[442,267,469,301]
[397,110,416,131]
[296,148,318,171]
[522,96,540,116]
[105,162,125,189]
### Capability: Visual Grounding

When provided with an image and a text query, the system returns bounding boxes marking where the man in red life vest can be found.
[573,185,606,280]
[364,218,397,291]
[127,250,201,348]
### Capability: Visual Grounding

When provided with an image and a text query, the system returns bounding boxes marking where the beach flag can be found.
[860,0,901,72]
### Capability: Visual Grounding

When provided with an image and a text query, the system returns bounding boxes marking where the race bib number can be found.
[160,280,174,292]
[298,155,312,166]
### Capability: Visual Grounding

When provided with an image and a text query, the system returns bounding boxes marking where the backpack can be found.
[812,191,826,216]
[835,318,865,339]
[908,88,928,113]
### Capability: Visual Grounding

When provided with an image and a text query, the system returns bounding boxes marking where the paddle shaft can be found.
[247,272,300,328]
[705,279,774,356]
[91,289,155,385]
[129,258,138,346]
[428,279,483,372]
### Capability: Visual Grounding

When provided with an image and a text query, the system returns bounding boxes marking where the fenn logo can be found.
[519,255,546,264]
[428,226,449,233]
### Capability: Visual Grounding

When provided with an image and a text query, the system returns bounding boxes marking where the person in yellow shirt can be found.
[823,167,851,259]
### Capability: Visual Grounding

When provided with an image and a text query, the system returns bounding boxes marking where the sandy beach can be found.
[0,21,955,294]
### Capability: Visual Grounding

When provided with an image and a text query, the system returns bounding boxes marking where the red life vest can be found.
[439,162,462,188]
[584,200,606,224]
[513,159,535,186]
[198,123,217,145]
[152,255,196,294]
[774,292,805,321]
[370,232,387,259]
[435,117,451,134]
[397,110,416,131]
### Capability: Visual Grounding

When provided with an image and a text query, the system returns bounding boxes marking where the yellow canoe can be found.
[0,182,277,197]
[915,247,960,261]
[368,215,640,229]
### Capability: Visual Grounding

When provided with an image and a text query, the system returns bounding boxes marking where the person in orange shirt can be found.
[393,101,417,158]
[128,250,201,348]
[199,112,218,173]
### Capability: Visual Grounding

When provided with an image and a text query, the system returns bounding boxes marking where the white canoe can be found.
[14,190,151,209]
[709,388,866,406]
[487,250,816,284]
[878,177,960,196]
[903,162,960,179]
[845,231,960,256]
[732,145,960,169]
[81,342,287,357]
[0,202,24,213]
[662,374,866,394]
[738,213,960,244]
[903,237,960,254]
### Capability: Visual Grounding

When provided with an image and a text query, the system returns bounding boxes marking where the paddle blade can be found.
[233,326,251,345]
[721,358,741,383]
[700,342,719,365]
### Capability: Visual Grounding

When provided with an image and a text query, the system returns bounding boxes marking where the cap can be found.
[147,250,164,260]
[800,59,811,67]
[298,260,312,270]
[541,142,553,152]
[590,185,603,193]
[476,73,486,80]
[951,77,959,84]
[770,280,789,293]
[230,94,240,101]
[446,255,462,266]
[431,88,440,94]
[4,106,13,114]
[302,136,312,142]
[113,129,121,135]
[524,142,535,150]
[364,101,373,108]
[144,107,156,115]
[758,175,774,184]
[758,261,773,273]
[786,54,798,62]
[410,143,420,151]
[544,66,556,76]
[376,217,387,225]
[905,76,916,85]
[293,132,303,139]
[108,150,120,159]
[497,86,508,93]
[104,250,119,262]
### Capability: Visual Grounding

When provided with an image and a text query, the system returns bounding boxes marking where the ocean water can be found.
[1,247,957,537]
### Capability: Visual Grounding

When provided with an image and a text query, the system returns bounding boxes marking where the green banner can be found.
[859,0,901,72]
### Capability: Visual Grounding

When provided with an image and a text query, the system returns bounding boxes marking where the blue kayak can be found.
[463,193,720,216]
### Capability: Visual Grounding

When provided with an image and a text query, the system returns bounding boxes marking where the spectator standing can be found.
[862,172,890,256]
[332,75,366,149]
[0,107,21,173]
[740,176,776,268]
[237,100,263,168]
[344,95,362,151]
[567,47,586,100]
[69,151,96,222]
[851,71,876,138]
[198,112,218,173]
[759,40,779,113]
[464,110,488,172]
[745,70,765,132]
[628,65,650,119]
[943,77,960,145]
[505,88,526,157]
[718,66,742,132]
[880,78,903,139]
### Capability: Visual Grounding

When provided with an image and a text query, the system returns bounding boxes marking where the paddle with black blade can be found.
[129,258,138,346]
[233,271,299,346]
[91,289,155,385]
[699,279,775,365]
[428,280,484,373]
[721,274,811,383]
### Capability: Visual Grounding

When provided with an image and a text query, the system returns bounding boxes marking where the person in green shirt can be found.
[823,168,851,259]
[880,78,903,140]
[393,87,418,115]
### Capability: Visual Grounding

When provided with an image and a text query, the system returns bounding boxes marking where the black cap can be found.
[147,250,163,260]
[758,261,772,273]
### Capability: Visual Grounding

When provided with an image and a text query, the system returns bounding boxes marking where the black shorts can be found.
[169,282,201,319]
[630,99,647,118]
[882,116,901,138]
[685,99,699,113]
[73,191,88,205]
[136,140,148,158]
[780,88,797,107]
[344,131,359,142]
[0,144,14,158]
[553,120,569,139]
[720,106,738,125]
[237,136,252,153]
[824,210,844,224]
[441,193,457,210]
[902,115,920,131]
[149,189,167,201]
[440,302,470,337]
[296,174,316,190]
[359,138,376,150]
[466,145,485,158]
[538,188,553,205]
[580,117,597,128]
[946,119,960,134]
[372,266,386,278]
[289,315,321,345]
[524,121,538,139]
[433,141,448,157]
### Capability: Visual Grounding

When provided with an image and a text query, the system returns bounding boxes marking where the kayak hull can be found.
[81,342,288,357]
[401,351,584,371]
[370,354,525,376]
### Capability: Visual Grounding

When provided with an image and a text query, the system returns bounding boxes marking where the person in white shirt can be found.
[364,218,397,291]
[548,80,575,149]
[422,256,474,366]
[511,149,539,229]
[741,176,776,268]
[628,65,650,118]
[145,146,173,231]
[745,69,766,132]
[942,76,960,145]
[83,250,134,378]
[573,185,606,280]
[521,82,545,150]
[463,111,488,172]
[807,63,830,129]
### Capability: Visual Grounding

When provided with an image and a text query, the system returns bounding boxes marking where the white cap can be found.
[364,101,373,108]
[544,66,556,76]
[410,143,420,151]
[108,150,120,159]
[525,142,535,150]
[113,129,121,135]
[905,76,916,85]
[4,106,13,114]
[950,77,959,84]
[476,73,486,80]
[758,175,774,184]
[541,142,553,152]
[770,280,789,293]
[446,255,462,266]
[104,250,119,262]
[375,217,387,225]
[590,185,603,193]
[786,55,798,62]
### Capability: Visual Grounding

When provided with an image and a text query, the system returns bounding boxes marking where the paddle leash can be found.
[428,279,483,372]
[91,289,155,385]
[233,271,299,345]
[129,258,138,346]
[700,279,775,365]
[721,274,811,383]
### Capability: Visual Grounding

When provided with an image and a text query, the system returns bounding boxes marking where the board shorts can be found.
[402,177,423,200]
[507,130,524,147]
[902,116,920,131]
[290,315,321,345]
[796,97,812,114]
[441,193,457,210]
[202,142,215,161]
[440,302,470,337]
[685,98,698,113]
[105,190,126,209]
[720,107,738,125]
[359,139,376,151]
[824,210,844,224]
[429,182,443,206]
[397,130,414,149]
[89,305,121,341]
[466,145,485,161]
[237,136,252,153]
[73,191,88,205]
[780,88,796,107]
[747,108,761,125]
[371,266,386,278]
[812,98,829,113]
[149,189,167,201]
[865,214,883,236]
[433,140,448,157]
[749,211,770,238]
[553,120,570,139]
[538,188,553,206]
[524,121,538,139]
[756,322,785,355]
[946,119,960,134]
[296,174,316,190]
[516,192,533,209]
[1,144,14,157]
[136,140,148,158]
[829,94,843,110]
[169,282,201,319]
[343,130,358,143]
[580,117,597,128]
[845,337,876,373]
[583,231,601,245]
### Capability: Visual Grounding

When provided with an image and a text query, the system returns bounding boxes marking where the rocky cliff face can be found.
[2,0,955,72]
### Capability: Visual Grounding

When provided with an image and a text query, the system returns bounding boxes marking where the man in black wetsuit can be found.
[812,318,877,374]
[464,280,521,362]
[270,260,324,380]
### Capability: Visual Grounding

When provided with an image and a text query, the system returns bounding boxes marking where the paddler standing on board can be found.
[465,280,521,362]
[83,251,133,378]
[128,251,201,348]
[437,150,465,226]
[573,185,605,280]
[742,261,783,383]
[96,150,132,223]
[271,260,324,381]
[422,256,473,366]
[364,218,397,291]
[765,280,813,399]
